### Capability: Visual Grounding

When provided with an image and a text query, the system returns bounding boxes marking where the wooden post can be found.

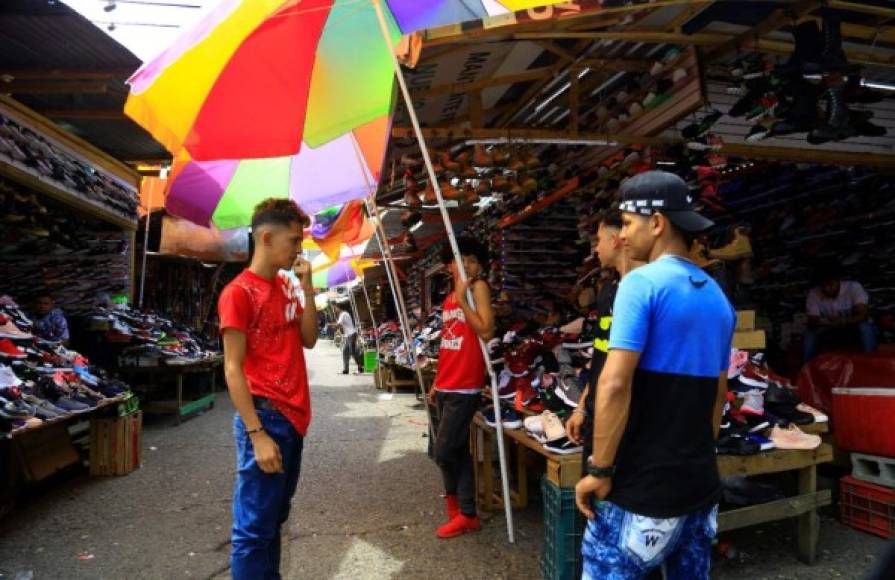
[797,464,819,564]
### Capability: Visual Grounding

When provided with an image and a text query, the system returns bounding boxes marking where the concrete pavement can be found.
[0,340,884,579]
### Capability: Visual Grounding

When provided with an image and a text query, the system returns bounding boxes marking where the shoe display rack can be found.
[0,96,139,229]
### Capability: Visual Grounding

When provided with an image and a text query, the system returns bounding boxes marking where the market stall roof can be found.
[0,0,166,163]
[380,0,895,200]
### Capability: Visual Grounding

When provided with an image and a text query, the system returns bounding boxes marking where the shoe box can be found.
[832,387,895,457]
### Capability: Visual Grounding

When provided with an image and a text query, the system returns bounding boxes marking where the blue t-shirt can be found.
[606,255,735,518]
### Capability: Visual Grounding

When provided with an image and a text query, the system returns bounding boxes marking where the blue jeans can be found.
[231,410,304,580]
[581,501,717,580]
[803,321,877,363]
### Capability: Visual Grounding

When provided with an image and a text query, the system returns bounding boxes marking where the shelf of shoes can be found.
[492,200,587,307]
[0,297,134,444]
[697,163,895,351]
[0,104,138,229]
[0,179,132,318]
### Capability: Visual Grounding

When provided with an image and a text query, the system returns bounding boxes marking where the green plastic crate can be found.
[540,476,585,580]
[363,350,378,373]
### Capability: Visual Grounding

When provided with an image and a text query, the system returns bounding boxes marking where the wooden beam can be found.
[514,30,729,45]
[391,126,673,147]
[494,39,592,127]
[719,142,895,169]
[410,65,560,97]
[41,109,126,120]
[706,1,819,59]
[0,68,134,81]
[534,40,577,63]
[829,0,895,19]
[0,81,108,95]
[718,490,832,533]
[577,58,651,73]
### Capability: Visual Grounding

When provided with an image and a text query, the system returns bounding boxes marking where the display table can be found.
[1,395,136,514]
[379,361,429,393]
[472,416,831,564]
[117,358,220,425]
[717,423,832,565]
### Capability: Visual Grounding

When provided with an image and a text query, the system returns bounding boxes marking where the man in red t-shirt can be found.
[217,199,317,580]
[428,237,495,539]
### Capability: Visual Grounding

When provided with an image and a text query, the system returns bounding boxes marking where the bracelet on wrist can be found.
[246,426,265,436]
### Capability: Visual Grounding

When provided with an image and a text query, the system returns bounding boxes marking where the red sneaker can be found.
[437,513,481,539]
[445,495,459,522]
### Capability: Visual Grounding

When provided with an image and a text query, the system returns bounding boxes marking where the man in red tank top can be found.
[429,237,495,538]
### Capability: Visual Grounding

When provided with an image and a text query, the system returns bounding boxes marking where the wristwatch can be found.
[586,458,615,479]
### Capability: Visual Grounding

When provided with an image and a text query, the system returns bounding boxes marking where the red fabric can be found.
[187,0,333,161]
[218,269,311,436]
[434,292,485,391]
[796,351,895,416]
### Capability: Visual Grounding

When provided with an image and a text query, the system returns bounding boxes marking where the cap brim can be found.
[664,210,715,233]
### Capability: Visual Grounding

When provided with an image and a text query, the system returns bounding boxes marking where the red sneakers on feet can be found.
[437,513,481,539]
[445,495,459,522]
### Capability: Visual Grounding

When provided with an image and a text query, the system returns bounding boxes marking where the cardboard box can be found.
[736,310,756,331]
[733,329,766,350]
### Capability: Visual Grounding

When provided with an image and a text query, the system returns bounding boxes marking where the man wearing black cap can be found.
[575,171,736,579]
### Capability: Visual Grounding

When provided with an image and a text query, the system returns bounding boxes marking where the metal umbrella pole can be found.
[372,0,515,543]
[349,137,436,436]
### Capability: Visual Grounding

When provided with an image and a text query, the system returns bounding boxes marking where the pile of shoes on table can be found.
[718,350,827,456]
[0,296,130,437]
[86,305,220,367]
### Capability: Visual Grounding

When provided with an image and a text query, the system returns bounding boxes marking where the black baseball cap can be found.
[618,170,714,233]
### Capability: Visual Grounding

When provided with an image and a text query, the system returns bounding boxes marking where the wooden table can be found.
[717,423,832,565]
[118,360,220,425]
[471,413,581,513]
[472,416,832,564]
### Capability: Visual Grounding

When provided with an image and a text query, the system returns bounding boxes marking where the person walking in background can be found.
[576,172,735,579]
[218,199,317,580]
[333,303,362,375]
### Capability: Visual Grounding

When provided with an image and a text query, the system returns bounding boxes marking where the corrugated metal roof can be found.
[0,0,165,161]
[0,0,141,69]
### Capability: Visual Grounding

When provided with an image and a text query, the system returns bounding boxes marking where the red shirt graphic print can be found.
[218,269,311,435]
[434,291,485,391]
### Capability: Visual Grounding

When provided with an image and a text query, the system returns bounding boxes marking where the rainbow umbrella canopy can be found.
[125,0,565,228]
[311,241,374,289]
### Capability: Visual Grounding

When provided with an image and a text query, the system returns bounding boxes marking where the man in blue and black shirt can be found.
[576,171,736,580]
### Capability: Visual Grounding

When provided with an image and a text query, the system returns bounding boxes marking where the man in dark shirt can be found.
[566,209,643,469]
[576,172,735,579]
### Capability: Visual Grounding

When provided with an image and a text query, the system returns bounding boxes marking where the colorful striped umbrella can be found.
[125,0,565,161]
[164,116,388,229]
[311,242,373,289]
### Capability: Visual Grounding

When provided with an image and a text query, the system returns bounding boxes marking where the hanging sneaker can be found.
[808,83,856,144]
[708,227,753,261]
[437,513,481,539]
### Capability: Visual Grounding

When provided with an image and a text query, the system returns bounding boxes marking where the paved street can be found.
[0,341,885,579]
